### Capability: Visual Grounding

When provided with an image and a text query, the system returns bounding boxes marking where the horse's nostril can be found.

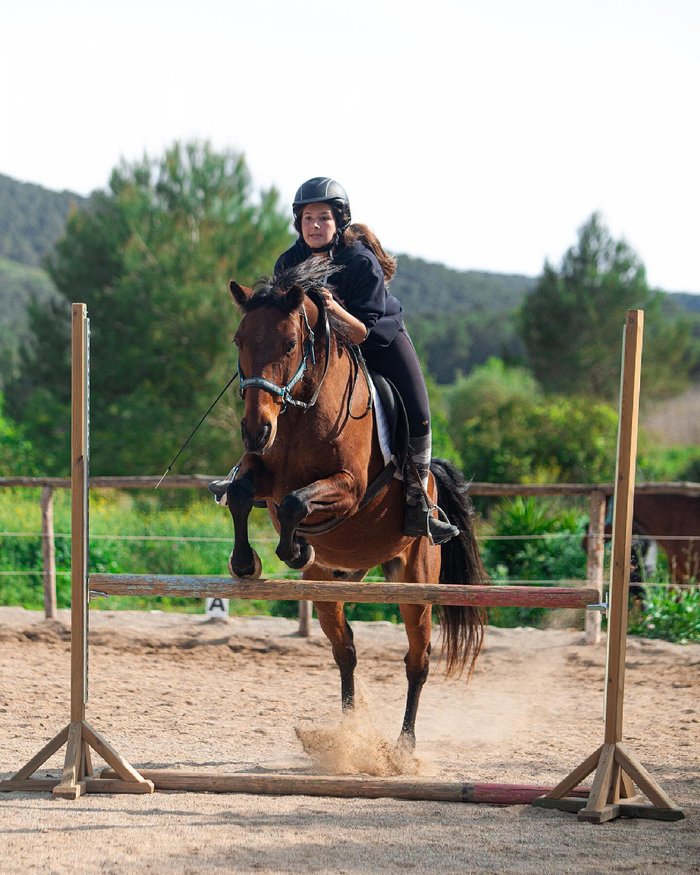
[241,421,273,453]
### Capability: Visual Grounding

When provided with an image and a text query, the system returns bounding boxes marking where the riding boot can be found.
[402,435,459,545]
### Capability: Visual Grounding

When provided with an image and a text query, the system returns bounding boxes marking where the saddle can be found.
[367,371,409,475]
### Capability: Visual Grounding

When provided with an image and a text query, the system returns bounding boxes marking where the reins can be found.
[237,294,370,421]
[237,302,332,412]
[157,292,373,492]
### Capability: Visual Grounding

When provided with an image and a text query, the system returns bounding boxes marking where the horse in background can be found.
[585,493,699,595]
[628,493,699,584]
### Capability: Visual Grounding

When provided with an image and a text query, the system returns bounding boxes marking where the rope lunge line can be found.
[155,372,239,489]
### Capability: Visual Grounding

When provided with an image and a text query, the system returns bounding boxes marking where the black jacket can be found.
[274,238,404,351]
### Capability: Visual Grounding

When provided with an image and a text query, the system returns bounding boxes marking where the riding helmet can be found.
[292,177,352,233]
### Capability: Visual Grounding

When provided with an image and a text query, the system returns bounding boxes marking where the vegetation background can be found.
[1,143,698,641]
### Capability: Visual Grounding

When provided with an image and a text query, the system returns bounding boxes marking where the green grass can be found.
[0,488,396,620]
[0,487,298,614]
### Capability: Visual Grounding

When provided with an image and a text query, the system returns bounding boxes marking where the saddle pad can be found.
[368,374,393,468]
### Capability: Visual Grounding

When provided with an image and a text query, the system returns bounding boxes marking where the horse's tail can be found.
[432,458,489,679]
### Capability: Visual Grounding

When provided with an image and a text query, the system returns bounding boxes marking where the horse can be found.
[584,492,699,599]
[623,493,699,584]
[222,260,488,748]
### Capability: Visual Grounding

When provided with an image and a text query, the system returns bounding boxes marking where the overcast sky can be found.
[3,0,698,292]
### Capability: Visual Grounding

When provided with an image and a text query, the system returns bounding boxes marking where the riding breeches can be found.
[362,328,431,440]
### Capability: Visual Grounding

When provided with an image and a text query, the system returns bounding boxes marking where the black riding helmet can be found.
[292,177,352,234]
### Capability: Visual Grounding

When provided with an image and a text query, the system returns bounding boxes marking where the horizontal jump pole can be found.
[98,769,590,805]
[89,574,599,610]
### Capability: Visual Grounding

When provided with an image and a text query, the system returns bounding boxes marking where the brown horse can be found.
[223,261,488,747]
[621,494,699,584]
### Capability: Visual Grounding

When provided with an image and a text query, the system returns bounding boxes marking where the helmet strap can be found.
[308,231,342,255]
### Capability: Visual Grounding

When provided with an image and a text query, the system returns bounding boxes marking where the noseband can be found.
[237,304,331,412]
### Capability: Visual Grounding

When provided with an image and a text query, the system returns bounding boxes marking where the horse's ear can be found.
[287,284,305,310]
[230,281,252,307]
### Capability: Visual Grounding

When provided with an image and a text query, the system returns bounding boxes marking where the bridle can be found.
[235,291,386,536]
[237,300,332,412]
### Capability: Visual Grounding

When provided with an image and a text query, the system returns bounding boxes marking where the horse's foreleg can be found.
[227,457,271,579]
[276,471,359,569]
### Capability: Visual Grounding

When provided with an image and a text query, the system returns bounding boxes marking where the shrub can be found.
[481,497,587,628]
[628,583,700,644]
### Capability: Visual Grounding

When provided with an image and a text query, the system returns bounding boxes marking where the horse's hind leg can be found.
[314,601,357,710]
[397,603,432,750]
[383,547,438,750]
[307,567,367,711]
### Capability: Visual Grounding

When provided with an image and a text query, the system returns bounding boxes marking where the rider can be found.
[211,176,459,545]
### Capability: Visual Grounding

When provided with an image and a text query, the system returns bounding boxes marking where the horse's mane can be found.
[243,260,354,343]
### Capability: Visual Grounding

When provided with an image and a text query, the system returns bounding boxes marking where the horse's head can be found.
[230,263,328,454]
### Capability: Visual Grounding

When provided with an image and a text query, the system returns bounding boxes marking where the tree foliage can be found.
[0,393,39,475]
[0,257,60,392]
[8,142,293,475]
[445,359,618,483]
[408,310,525,384]
[520,213,696,400]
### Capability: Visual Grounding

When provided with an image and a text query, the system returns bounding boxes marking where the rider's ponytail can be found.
[342,223,397,283]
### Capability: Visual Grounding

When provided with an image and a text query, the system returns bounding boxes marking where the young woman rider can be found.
[211,177,459,545]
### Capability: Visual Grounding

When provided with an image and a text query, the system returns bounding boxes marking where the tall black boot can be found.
[402,436,459,545]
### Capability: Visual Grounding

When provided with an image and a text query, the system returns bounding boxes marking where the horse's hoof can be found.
[396,730,416,753]
[228,549,262,580]
[285,543,315,571]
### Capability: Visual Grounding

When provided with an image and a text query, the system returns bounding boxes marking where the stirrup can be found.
[208,464,240,506]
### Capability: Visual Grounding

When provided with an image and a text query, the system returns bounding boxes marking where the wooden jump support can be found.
[0,306,684,823]
[0,305,154,800]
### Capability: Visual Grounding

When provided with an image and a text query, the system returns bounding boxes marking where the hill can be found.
[0,174,86,268]
[391,254,535,316]
[0,172,697,386]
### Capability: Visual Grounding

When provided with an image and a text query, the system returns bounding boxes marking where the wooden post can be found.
[536,310,684,823]
[40,485,57,620]
[53,304,153,799]
[298,600,312,637]
[584,490,606,645]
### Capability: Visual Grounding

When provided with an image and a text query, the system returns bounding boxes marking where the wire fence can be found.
[1,529,697,588]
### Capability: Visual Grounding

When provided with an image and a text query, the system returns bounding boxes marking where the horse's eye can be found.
[286,339,297,354]
[233,336,240,348]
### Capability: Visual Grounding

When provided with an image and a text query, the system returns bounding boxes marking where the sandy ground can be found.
[0,605,698,874]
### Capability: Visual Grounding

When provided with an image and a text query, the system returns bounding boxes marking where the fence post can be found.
[41,485,57,620]
[298,600,312,637]
[585,489,606,645]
